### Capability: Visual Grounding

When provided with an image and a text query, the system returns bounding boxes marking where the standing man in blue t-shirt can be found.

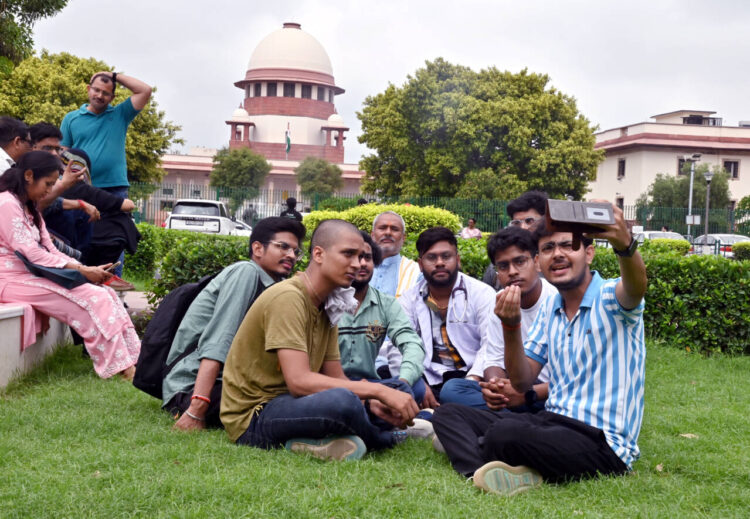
[60,71,152,275]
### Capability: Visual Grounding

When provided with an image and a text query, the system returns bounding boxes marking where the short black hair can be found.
[507,190,548,218]
[90,73,116,94]
[0,117,29,148]
[249,216,306,256]
[487,227,537,262]
[360,230,383,267]
[29,122,62,145]
[416,226,457,257]
[531,218,593,248]
[285,197,297,208]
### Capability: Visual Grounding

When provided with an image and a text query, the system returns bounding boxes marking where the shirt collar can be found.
[0,147,14,168]
[356,285,379,315]
[79,103,114,115]
[551,270,603,313]
[379,254,402,268]
[250,259,277,287]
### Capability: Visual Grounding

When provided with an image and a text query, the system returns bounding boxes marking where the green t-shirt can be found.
[220,275,340,442]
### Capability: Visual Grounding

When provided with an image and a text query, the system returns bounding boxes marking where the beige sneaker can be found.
[473,461,543,496]
[285,435,366,461]
[432,435,446,453]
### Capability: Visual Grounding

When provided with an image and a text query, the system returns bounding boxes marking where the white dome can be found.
[232,107,249,118]
[247,23,333,76]
[326,113,346,127]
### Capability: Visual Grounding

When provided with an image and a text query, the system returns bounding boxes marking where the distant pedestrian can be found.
[460,218,482,239]
[280,197,302,222]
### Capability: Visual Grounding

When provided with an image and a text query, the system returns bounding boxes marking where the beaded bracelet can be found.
[191,394,211,404]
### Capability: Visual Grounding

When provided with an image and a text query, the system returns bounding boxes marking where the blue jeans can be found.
[236,388,395,451]
[101,186,128,277]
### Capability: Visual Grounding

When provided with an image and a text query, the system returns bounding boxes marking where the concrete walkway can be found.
[123,291,152,317]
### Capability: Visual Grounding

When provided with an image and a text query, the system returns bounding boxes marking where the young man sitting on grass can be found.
[433,202,647,496]
[163,217,305,430]
[220,220,419,461]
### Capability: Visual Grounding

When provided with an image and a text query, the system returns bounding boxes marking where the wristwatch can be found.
[613,236,638,257]
[524,388,538,407]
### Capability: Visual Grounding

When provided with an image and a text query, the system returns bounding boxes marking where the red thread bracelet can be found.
[77,199,86,209]
[502,322,521,331]
[191,394,211,404]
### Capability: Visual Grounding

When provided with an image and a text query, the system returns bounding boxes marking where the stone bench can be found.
[0,303,71,389]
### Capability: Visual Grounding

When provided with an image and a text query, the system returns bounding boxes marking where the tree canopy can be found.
[0,0,68,73]
[635,165,731,210]
[0,51,182,183]
[294,156,343,198]
[210,147,271,212]
[357,58,603,199]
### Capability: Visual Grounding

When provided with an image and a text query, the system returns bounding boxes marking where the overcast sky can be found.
[33,0,750,164]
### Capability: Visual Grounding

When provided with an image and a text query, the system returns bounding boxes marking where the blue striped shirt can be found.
[525,271,645,468]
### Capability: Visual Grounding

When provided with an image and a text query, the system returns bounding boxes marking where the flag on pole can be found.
[285,122,291,158]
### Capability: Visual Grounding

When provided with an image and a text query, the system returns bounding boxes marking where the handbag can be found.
[14,251,88,290]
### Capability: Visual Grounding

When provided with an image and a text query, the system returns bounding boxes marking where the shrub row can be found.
[303,203,463,237]
[734,241,750,261]
[129,225,749,355]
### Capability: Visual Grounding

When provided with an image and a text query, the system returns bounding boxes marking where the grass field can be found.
[1,342,748,518]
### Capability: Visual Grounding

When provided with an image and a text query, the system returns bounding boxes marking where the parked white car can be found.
[165,199,238,235]
[692,234,750,258]
[232,220,253,237]
[635,230,688,243]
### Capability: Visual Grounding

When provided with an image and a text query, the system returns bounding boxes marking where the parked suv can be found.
[164,199,238,235]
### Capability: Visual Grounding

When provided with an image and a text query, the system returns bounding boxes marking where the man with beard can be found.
[370,211,421,298]
[399,227,496,409]
[433,203,647,496]
[337,231,424,401]
[163,217,306,430]
[438,226,558,410]
[221,220,419,461]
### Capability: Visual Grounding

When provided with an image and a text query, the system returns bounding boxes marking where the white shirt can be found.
[477,277,558,382]
[0,147,15,176]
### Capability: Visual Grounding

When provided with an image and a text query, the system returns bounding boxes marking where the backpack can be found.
[132,273,217,399]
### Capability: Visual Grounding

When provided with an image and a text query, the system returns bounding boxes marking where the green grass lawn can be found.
[1,342,748,518]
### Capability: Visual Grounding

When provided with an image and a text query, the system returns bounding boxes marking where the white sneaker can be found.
[432,435,445,453]
[405,418,434,439]
[473,461,543,496]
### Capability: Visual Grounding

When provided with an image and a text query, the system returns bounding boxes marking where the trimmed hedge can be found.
[733,241,750,261]
[303,204,462,237]
[640,238,691,256]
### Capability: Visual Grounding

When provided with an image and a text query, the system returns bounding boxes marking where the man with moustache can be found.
[221,220,419,461]
[438,226,557,411]
[370,211,421,299]
[163,217,306,430]
[337,231,425,400]
[398,227,496,409]
[433,203,647,496]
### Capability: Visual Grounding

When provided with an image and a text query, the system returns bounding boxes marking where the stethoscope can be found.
[421,276,469,324]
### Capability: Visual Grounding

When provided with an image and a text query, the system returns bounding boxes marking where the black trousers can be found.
[432,403,627,483]
[165,382,224,428]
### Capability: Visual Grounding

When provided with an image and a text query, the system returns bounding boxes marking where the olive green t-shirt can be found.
[220,275,340,442]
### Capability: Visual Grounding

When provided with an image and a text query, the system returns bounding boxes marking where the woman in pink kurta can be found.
[0,151,140,379]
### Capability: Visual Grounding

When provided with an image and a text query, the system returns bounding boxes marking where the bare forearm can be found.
[483,366,507,381]
[616,252,648,309]
[192,359,222,398]
[288,371,385,400]
[116,73,151,95]
[503,328,534,392]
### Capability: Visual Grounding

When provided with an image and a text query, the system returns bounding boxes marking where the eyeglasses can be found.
[267,240,304,260]
[509,217,541,227]
[89,85,114,98]
[539,240,574,256]
[495,255,532,272]
[421,251,456,264]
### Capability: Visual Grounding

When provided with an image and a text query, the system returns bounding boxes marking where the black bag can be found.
[132,273,217,399]
[15,251,88,289]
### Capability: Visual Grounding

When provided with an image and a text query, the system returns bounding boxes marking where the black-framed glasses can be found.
[509,217,541,227]
[539,240,574,256]
[421,251,456,264]
[495,255,532,272]
[267,240,304,260]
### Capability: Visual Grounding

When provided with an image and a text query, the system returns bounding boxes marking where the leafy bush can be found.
[148,233,248,303]
[640,238,691,256]
[733,241,750,261]
[303,204,462,237]
[124,224,196,281]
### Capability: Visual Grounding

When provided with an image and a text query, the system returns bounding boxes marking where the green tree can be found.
[737,195,750,211]
[294,156,343,198]
[0,51,181,183]
[636,165,731,210]
[0,0,67,72]
[357,58,603,199]
[210,147,271,212]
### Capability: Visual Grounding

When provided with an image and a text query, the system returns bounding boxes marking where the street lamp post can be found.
[703,169,714,252]
[685,153,701,236]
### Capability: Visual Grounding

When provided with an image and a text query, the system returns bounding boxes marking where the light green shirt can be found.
[161,260,275,407]
[337,285,425,386]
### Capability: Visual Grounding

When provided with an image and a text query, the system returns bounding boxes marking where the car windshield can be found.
[173,203,220,216]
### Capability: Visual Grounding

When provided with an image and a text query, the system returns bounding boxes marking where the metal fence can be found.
[129,182,750,238]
